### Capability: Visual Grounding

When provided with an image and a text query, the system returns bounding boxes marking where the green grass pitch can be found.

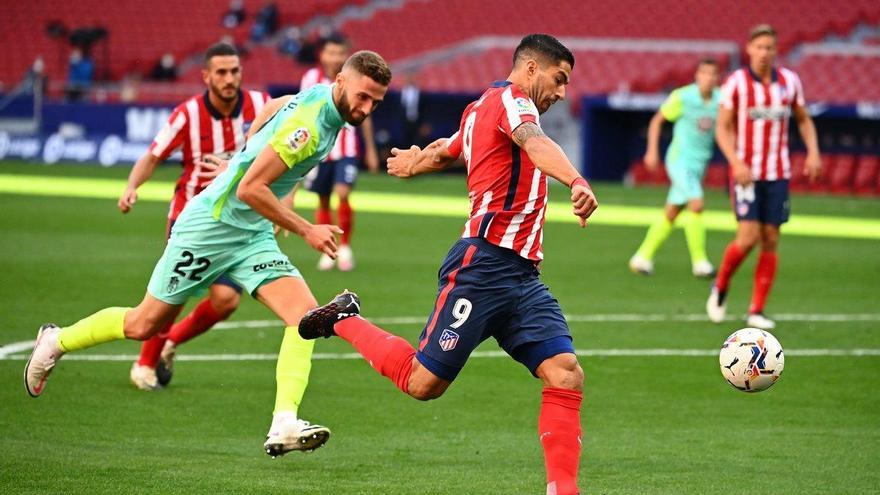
[1,161,878,494]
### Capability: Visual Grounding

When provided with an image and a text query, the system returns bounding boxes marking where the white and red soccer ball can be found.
[719,328,785,392]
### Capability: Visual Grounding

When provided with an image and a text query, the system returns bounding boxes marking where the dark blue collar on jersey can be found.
[491,80,514,88]
[748,67,778,84]
[203,89,244,119]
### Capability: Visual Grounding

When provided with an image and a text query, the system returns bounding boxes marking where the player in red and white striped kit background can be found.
[707,24,822,330]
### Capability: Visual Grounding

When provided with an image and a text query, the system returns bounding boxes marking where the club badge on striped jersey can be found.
[286,127,311,151]
[438,329,460,352]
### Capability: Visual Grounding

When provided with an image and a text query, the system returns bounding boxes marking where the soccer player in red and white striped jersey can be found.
[707,25,822,330]
[117,43,269,389]
[295,34,380,271]
[298,35,597,495]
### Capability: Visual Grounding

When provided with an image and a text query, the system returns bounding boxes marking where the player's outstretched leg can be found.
[26,308,130,397]
[298,290,361,339]
[300,291,437,398]
[25,296,180,397]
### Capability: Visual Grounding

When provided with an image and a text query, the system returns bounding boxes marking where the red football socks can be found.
[715,242,748,292]
[749,251,778,314]
[539,387,583,495]
[137,322,171,367]
[335,316,415,394]
[338,198,353,246]
[168,298,224,346]
[315,206,333,226]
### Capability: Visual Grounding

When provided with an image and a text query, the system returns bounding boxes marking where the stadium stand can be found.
[1,0,878,196]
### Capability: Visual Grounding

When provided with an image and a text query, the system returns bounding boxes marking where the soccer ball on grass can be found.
[719,328,784,392]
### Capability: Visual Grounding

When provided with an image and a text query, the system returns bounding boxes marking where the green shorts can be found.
[665,160,707,206]
[147,216,300,305]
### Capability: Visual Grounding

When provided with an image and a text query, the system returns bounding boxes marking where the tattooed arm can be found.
[512,121,598,226]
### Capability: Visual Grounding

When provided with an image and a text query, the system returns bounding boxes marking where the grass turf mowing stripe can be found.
[2,174,879,239]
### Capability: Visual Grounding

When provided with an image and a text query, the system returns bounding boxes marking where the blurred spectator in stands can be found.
[222,0,246,29]
[250,2,279,41]
[23,56,48,95]
[278,26,303,57]
[120,74,139,103]
[149,53,179,81]
[399,72,423,147]
[220,34,249,57]
[66,48,94,101]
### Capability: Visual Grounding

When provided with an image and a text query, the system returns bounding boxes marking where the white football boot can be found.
[129,362,161,391]
[628,255,654,276]
[23,324,64,398]
[692,260,716,279]
[155,340,177,387]
[706,285,728,323]
[746,313,776,330]
[337,245,355,272]
[264,413,331,457]
[316,253,335,271]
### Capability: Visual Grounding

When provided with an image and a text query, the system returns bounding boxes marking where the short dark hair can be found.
[698,57,718,69]
[343,50,392,86]
[513,34,575,69]
[749,24,777,42]
[321,33,350,51]
[204,42,239,65]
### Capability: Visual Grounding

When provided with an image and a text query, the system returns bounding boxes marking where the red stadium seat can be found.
[789,152,809,192]
[808,154,833,194]
[829,154,857,194]
[853,155,879,196]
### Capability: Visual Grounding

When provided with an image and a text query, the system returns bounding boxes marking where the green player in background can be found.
[24,51,391,457]
[630,58,720,278]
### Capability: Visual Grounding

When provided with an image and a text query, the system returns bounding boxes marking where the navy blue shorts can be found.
[416,238,575,382]
[731,179,790,225]
[303,158,358,196]
[166,218,243,294]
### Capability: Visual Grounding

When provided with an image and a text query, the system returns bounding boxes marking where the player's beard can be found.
[211,83,239,103]
[338,88,367,126]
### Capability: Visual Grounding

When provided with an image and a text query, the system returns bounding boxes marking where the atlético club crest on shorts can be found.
[438,329,460,352]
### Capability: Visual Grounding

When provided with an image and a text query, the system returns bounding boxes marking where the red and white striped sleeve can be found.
[497,86,540,137]
[149,104,187,160]
[788,69,806,109]
[720,71,739,111]
[299,67,321,91]
[445,130,462,158]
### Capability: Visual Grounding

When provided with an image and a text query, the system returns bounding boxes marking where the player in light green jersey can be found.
[24,51,391,457]
[630,58,720,277]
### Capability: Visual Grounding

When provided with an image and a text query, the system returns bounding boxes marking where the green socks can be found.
[635,217,674,261]
[273,326,315,415]
[57,307,129,353]
[683,211,709,265]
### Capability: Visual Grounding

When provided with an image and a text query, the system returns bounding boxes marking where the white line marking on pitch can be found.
[3,313,879,360]
[210,313,880,330]
[1,349,879,362]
